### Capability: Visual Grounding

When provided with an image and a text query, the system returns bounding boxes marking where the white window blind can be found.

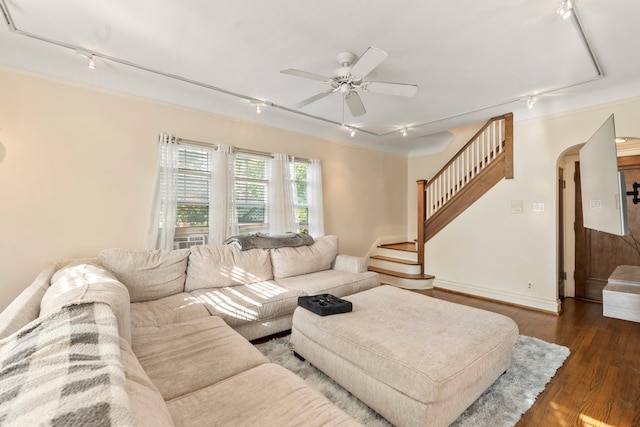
[234,152,270,232]
[175,147,210,227]
[164,144,317,238]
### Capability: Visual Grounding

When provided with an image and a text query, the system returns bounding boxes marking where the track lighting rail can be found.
[0,0,604,140]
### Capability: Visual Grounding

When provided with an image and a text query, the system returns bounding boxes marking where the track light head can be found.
[557,0,573,19]
[75,49,96,70]
[526,96,535,109]
[251,100,271,114]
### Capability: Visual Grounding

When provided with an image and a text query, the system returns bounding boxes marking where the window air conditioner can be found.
[173,234,208,250]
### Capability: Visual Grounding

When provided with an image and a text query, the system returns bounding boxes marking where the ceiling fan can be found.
[281,47,418,117]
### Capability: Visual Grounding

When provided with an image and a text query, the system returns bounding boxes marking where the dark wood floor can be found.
[416,289,640,427]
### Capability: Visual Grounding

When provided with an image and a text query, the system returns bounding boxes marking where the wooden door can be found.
[558,167,565,300]
[575,156,640,300]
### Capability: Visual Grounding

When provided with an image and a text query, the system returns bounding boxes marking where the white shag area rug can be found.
[255,335,570,427]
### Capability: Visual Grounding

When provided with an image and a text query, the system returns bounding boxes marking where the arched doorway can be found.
[558,139,640,301]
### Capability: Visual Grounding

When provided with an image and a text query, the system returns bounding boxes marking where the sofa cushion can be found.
[190,281,306,327]
[119,338,174,427]
[99,248,189,302]
[232,314,295,342]
[132,316,268,401]
[130,292,210,328]
[270,235,338,279]
[185,245,273,291]
[40,262,132,345]
[166,363,362,427]
[276,269,380,298]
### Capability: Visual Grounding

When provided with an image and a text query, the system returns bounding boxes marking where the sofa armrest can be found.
[0,264,57,340]
[331,254,368,273]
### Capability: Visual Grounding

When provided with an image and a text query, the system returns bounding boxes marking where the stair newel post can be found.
[504,113,514,179]
[417,179,427,275]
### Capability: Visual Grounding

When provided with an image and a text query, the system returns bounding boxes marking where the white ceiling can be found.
[1,0,640,157]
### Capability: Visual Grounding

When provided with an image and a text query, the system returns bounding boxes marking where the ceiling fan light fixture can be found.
[282,47,418,117]
[401,128,408,137]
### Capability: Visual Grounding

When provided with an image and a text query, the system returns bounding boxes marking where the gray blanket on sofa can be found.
[0,302,134,426]
[224,232,314,251]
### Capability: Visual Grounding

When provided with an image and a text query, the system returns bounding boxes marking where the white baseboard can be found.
[434,278,561,313]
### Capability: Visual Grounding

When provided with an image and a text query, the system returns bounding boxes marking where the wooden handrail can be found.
[503,113,514,179]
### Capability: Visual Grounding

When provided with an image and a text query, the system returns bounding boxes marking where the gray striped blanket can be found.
[224,232,314,251]
[0,302,134,426]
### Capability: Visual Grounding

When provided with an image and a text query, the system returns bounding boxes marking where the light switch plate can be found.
[511,200,523,214]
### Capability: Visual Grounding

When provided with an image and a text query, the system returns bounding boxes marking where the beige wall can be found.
[409,96,640,312]
[4,64,640,314]
[0,68,407,310]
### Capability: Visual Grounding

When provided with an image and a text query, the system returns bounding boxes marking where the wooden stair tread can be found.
[368,266,434,280]
[378,242,416,252]
[370,255,419,265]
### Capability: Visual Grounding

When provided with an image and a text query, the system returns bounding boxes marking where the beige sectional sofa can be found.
[0,236,378,426]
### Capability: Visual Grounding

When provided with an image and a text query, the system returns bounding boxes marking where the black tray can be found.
[298,294,352,316]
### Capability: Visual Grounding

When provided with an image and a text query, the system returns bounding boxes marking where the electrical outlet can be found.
[527,282,534,291]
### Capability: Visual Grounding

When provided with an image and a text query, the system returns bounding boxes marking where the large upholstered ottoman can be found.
[290,285,519,427]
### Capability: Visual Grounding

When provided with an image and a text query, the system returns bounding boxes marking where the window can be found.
[175,147,210,229]
[234,152,270,233]
[149,138,321,250]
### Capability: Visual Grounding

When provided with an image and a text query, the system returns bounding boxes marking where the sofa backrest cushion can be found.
[99,248,189,303]
[185,245,273,291]
[41,261,132,345]
[270,235,339,279]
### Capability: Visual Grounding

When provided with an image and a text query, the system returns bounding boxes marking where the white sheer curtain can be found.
[307,159,325,237]
[145,134,179,249]
[208,144,238,245]
[269,153,296,235]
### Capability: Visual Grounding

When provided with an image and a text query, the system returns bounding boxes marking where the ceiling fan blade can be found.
[280,68,331,82]
[295,89,334,108]
[365,81,418,97]
[344,91,366,117]
[349,47,388,78]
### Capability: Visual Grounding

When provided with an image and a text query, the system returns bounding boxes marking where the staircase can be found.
[368,242,435,289]
[368,113,514,289]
